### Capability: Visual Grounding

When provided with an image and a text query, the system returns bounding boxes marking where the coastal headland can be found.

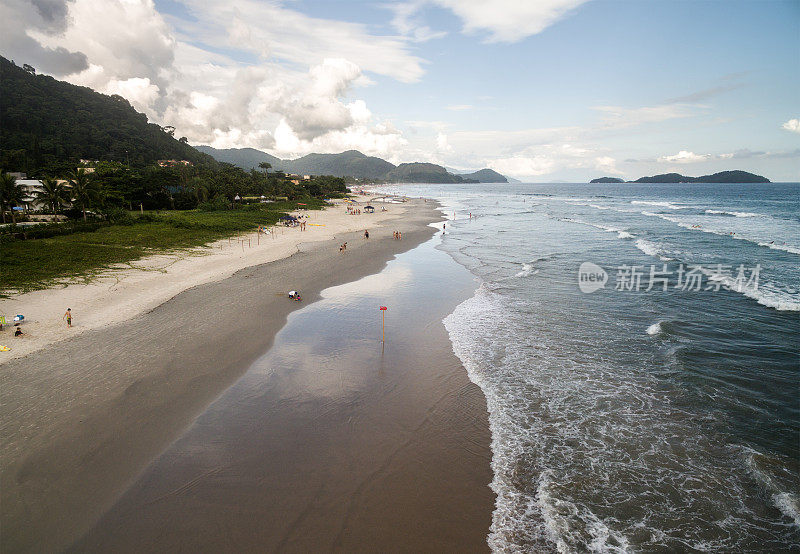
[0,198,493,552]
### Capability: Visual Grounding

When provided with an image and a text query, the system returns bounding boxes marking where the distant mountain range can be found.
[196,145,508,183]
[590,170,770,184]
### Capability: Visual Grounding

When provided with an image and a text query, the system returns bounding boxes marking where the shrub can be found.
[198,197,230,211]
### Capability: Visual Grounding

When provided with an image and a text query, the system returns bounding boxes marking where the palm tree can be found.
[258,161,272,174]
[68,168,100,221]
[35,177,68,214]
[0,172,24,224]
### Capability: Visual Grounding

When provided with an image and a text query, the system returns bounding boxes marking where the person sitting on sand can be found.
[14,325,23,337]
[63,308,72,328]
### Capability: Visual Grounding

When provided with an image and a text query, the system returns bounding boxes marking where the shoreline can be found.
[0,198,494,552]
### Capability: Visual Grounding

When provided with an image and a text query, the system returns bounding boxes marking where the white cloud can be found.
[490,155,556,176]
[782,118,800,134]
[0,0,89,75]
[4,0,429,159]
[593,104,696,128]
[445,104,474,111]
[30,0,176,94]
[177,0,425,83]
[392,0,590,43]
[657,150,711,164]
[390,2,448,42]
[436,132,453,153]
[595,156,622,175]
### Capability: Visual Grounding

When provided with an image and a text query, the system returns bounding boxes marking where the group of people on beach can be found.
[3,307,71,343]
[346,206,363,215]
[393,231,402,240]
[339,242,348,253]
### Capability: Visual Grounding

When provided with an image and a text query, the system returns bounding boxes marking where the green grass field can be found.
[0,199,326,293]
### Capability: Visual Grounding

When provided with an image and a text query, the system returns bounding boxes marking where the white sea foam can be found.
[443,281,798,551]
[638,211,800,256]
[515,263,538,278]
[742,448,800,528]
[697,267,800,311]
[631,200,686,210]
[646,322,663,335]
[705,209,762,217]
[560,218,635,241]
[634,239,673,261]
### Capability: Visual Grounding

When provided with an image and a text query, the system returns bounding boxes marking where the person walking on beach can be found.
[63,308,72,328]
[364,229,369,239]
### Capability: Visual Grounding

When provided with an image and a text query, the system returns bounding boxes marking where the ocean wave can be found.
[443,284,800,551]
[646,322,663,335]
[696,267,800,311]
[634,239,673,261]
[638,212,800,256]
[742,447,800,528]
[515,263,538,278]
[537,470,631,553]
[559,218,635,240]
[631,200,687,210]
[705,209,762,218]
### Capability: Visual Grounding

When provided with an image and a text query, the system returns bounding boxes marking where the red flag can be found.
[379,306,387,310]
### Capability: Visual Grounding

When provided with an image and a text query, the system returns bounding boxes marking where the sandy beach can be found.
[0,198,493,552]
[0,199,409,362]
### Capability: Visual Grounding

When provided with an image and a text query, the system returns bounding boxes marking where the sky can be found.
[2,0,799,181]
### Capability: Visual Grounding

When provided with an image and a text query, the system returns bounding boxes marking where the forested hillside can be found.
[0,56,215,176]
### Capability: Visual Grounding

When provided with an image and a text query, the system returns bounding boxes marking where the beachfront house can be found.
[12,179,72,212]
[79,159,99,174]
[157,160,194,168]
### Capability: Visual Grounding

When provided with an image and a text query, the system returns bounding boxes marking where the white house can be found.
[14,180,71,211]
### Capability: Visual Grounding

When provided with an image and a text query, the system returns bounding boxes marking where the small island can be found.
[589,170,770,184]
[631,170,770,183]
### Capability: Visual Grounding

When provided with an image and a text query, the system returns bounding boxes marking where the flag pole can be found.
[379,306,387,343]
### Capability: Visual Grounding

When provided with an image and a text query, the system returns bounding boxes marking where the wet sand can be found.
[70,237,492,552]
[1,200,493,552]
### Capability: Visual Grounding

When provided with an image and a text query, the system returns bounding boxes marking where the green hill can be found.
[198,146,509,183]
[460,168,507,183]
[385,162,475,183]
[0,56,216,176]
[590,177,625,183]
[194,146,281,171]
[286,150,395,179]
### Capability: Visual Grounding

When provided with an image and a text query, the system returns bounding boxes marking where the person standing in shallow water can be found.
[63,308,72,328]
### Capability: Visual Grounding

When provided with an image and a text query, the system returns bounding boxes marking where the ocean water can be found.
[372,183,800,552]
